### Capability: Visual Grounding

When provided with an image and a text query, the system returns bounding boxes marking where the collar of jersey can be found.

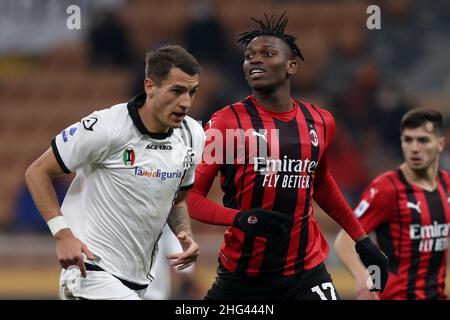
[127,93,173,140]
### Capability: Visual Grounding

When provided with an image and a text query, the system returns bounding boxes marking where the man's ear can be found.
[438,136,446,153]
[144,77,156,97]
[287,59,297,76]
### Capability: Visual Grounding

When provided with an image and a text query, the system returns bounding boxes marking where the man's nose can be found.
[250,54,263,64]
[179,93,192,109]
[410,141,420,152]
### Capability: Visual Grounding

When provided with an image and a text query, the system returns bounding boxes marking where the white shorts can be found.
[59,267,147,300]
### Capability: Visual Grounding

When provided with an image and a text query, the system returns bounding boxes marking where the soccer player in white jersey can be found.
[25,45,206,300]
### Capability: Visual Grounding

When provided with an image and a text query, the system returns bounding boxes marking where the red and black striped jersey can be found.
[188,95,365,277]
[355,169,450,299]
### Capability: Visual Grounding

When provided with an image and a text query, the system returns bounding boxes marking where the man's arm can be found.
[166,190,199,270]
[335,231,379,300]
[313,154,366,241]
[313,153,389,293]
[25,148,94,277]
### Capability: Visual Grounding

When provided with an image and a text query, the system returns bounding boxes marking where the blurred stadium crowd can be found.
[0,0,449,298]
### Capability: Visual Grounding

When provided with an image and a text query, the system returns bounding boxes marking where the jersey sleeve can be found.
[355,176,397,233]
[179,120,206,190]
[51,111,111,173]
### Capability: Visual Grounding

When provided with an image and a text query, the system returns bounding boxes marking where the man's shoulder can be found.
[370,170,399,191]
[85,102,128,126]
[207,101,248,128]
[439,169,450,184]
[296,100,333,117]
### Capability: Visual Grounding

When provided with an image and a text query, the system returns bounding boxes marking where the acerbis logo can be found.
[82,117,98,131]
[122,147,135,166]
[146,144,172,151]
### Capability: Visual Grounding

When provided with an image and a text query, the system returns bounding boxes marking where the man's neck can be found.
[252,85,293,112]
[400,162,439,192]
[138,99,169,133]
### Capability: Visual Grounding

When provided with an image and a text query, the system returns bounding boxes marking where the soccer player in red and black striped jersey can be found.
[335,109,449,300]
[187,13,388,300]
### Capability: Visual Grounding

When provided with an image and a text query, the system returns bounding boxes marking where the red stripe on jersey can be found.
[246,236,268,276]
[220,227,246,272]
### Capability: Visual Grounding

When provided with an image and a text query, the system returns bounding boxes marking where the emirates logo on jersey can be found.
[122,147,135,166]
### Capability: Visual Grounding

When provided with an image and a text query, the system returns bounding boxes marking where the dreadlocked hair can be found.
[237,12,304,61]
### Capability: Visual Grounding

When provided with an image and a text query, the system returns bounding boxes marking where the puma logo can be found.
[252,130,268,142]
[407,201,421,214]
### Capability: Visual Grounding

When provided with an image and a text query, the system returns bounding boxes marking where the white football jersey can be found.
[52,94,205,285]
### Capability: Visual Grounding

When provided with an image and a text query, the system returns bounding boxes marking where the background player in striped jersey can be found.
[187,13,388,300]
[335,109,449,300]
[25,45,205,299]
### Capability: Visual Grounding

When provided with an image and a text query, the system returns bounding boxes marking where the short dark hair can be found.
[237,12,304,60]
[145,45,201,85]
[400,108,444,135]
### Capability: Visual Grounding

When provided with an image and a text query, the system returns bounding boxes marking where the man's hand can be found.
[55,228,95,278]
[233,208,292,238]
[355,236,389,292]
[167,231,199,271]
[355,273,380,300]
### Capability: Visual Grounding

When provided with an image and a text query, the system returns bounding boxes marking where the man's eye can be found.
[245,54,253,60]
[264,52,274,57]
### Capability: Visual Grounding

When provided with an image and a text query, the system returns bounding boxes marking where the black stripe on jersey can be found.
[178,125,188,147]
[181,120,193,148]
[375,224,398,274]
[220,165,239,209]
[230,104,246,208]
[423,188,447,299]
[377,175,401,274]
[294,103,322,273]
[397,169,421,299]
[244,97,267,209]
[234,98,267,274]
[179,184,193,191]
[51,138,71,174]
[310,104,326,147]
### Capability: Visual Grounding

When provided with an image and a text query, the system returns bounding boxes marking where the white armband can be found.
[47,215,69,236]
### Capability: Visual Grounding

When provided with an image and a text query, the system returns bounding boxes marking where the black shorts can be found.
[204,262,340,300]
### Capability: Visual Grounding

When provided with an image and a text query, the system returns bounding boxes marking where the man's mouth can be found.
[249,68,266,79]
[171,112,186,121]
